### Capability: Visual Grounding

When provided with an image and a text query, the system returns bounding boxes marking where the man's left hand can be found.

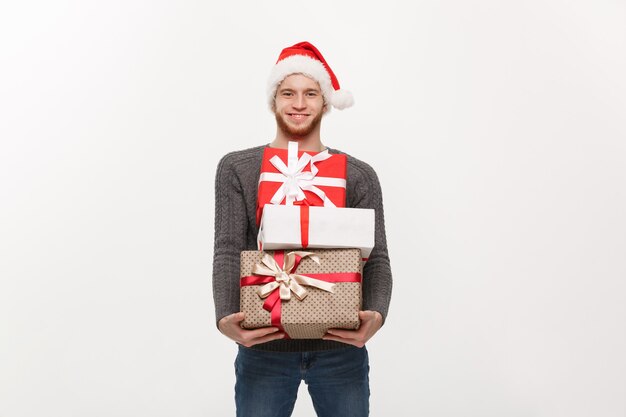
[322,310,383,348]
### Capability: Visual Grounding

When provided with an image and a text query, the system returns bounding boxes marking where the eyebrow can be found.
[278,87,321,93]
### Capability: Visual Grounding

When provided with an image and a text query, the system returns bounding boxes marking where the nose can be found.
[292,93,306,110]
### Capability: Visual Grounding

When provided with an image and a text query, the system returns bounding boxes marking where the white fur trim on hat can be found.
[267,55,335,110]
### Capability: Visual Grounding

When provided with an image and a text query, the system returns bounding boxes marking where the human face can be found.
[273,74,326,139]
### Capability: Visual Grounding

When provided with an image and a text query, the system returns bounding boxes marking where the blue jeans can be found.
[234,345,370,417]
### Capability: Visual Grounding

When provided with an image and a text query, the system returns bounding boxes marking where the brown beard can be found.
[275,110,323,139]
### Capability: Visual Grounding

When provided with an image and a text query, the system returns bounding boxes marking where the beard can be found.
[275,110,323,139]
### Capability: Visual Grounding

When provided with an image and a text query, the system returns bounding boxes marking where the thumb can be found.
[232,312,246,322]
[359,310,378,321]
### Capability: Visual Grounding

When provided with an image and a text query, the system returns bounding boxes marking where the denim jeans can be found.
[234,344,370,417]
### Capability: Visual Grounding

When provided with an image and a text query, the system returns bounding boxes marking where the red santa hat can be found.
[267,41,354,111]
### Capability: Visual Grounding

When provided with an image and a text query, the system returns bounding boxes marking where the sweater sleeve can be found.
[212,154,248,327]
[350,161,393,324]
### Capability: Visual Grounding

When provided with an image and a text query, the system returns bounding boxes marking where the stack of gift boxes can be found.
[239,141,375,339]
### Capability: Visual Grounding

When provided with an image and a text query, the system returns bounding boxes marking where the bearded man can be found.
[212,41,393,417]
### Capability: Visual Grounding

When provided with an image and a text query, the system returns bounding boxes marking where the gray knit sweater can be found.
[212,144,392,352]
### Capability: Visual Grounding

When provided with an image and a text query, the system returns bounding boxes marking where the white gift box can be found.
[257,205,375,258]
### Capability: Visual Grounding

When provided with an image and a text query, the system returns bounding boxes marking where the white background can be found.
[1,1,625,416]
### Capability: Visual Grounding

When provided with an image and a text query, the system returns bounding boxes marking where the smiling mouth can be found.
[287,113,310,119]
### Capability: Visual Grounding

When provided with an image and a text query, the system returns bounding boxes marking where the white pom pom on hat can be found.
[330,88,354,110]
[267,41,354,111]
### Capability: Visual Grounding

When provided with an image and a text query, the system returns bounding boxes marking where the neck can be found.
[271,129,325,152]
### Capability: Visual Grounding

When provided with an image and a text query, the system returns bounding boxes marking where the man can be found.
[212,41,392,417]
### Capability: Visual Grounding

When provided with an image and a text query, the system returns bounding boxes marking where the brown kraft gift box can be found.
[239,248,362,339]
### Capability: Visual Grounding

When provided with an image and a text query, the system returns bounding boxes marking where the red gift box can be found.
[256,141,347,224]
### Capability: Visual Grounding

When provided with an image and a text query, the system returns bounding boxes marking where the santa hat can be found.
[267,41,354,111]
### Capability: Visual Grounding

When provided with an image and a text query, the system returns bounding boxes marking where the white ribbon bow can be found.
[258,141,346,206]
[252,251,335,301]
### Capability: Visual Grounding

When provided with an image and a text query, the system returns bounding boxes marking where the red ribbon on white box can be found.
[258,141,346,207]
[293,200,310,248]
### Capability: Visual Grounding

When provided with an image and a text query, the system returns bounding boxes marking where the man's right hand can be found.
[218,312,285,347]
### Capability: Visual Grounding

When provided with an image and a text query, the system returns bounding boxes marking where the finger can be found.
[359,310,382,323]
[325,328,368,345]
[326,328,363,339]
[255,331,286,344]
[358,312,379,324]
[322,334,362,347]
[243,331,286,347]
[232,326,281,344]
[244,326,282,338]
[231,312,246,322]
[221,312,245,327]
[324,332,360,343]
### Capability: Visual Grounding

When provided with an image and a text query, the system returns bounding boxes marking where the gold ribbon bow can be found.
[252,251,336,301]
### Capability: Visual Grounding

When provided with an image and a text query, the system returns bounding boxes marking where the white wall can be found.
[1,1,625,416]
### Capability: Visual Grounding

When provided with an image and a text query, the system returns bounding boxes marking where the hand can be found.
[322,310,383,347]
[218,312,285,347]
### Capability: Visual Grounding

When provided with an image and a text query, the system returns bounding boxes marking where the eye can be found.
[281,91,293,97]
[306,91,319,97]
